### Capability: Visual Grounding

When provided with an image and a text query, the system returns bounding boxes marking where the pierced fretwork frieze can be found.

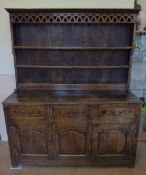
[11,13,136,23]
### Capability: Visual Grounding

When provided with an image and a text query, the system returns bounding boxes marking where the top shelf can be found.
[14,46,133,50]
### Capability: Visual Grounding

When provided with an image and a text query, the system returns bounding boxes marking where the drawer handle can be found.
[21,111,25,114]
[21,111,33,115]
[113,110,121,116]
[29,110,33,114]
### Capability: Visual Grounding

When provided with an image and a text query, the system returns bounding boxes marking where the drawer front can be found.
[98,105,135,118]
[53,105,92,117]
[8,117,47,129]
[95,116,135,124]
[8,106,45,117]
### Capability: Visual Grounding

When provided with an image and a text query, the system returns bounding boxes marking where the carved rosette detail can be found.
[11,13,135,23]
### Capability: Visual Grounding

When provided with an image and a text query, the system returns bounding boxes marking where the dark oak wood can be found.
[3,91,141,167]
[17,84,127,91]
[3,8,141,167]
[10,13,136,91]
[5,8,140,13]
[14,46,133,50]
[16,65,129,68]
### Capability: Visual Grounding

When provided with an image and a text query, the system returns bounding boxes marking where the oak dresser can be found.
[3,8,142,167]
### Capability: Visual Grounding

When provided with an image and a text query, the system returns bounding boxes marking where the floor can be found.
[139,132,146,141]
[0,142,146,175]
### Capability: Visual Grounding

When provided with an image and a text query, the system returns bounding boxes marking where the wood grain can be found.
[2,8,141,167]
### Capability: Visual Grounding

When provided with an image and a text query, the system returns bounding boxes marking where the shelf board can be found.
[18,83,127,91]
[14,46,133,50]
[16,65,129,69]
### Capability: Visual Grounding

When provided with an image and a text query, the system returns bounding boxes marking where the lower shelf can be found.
[18,83,127,91]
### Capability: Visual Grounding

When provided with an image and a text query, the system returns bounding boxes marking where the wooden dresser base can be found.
[3,91,141,167]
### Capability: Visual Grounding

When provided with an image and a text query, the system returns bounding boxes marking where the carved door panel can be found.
[19,128,48,154]
[92,123,138,160]
[55,117,92,160]
[7,116,54,161]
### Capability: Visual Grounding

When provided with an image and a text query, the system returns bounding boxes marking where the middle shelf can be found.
[14,46,133,50]
[16,65,129,69]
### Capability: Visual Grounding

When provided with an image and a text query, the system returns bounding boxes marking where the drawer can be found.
[53,105,92,117]
[95,116,135,124]
[98,105,135,118]
[8,117,47,129]
[8,106,45,117]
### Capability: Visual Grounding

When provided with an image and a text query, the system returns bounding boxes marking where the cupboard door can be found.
[7,116,54,161]
[92,124,138,159]
[19,127,48,154]
[54,117,92,160]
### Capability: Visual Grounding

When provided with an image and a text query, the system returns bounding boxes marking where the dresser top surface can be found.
[6,8,140,13]
[2,91,141,105]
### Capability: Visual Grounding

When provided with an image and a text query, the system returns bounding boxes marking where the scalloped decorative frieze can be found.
[10,13,136,23]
